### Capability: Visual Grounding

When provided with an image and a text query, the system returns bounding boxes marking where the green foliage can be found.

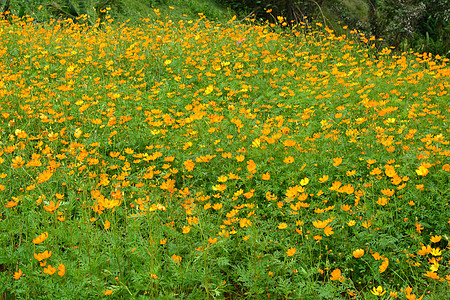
[44,0,126,25]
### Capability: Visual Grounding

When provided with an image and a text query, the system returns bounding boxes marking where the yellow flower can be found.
[300,177,309,186]
[278,223,288,229]
[430,248,442,256]
[371,286,386,296]
[416,165,429,176]
[74,128,82,138]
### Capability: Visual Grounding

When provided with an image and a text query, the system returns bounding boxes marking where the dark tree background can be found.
[218,0,450,56]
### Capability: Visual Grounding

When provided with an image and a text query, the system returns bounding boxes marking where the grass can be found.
[0,5,449,300]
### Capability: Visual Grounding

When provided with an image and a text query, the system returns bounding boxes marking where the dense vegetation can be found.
[0,2,449,299]
[218,0,450,56]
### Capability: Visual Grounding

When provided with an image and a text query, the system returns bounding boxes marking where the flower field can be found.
[0,9,449,299]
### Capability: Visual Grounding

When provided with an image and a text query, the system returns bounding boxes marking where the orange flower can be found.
[33,232,49,244]
[385,165,397,177]
[283,156,294,164]
[262,172,270,180]
[43,201,60,213]
[11,156,25,169]
[330,269,341,281]
[324,226,334,236]
[415,222,424,233]
[377,197,388,206]
[318,175,329,183]
[13,269,22,280]
[171,254,182,264]
[239,218,252,228]
[417,245,431,256]
[424,271,439,280]
[182,225,191,234]
[15,129,28,139]
[329,181,342,191]
[57,264,65,276]
[34,250,52,261]
[312,219,332,229]
[362,220,372,228]
[183,159,195,171]
[381,188,395,196]
[379,258,389,273]
[332,157,342,166]
[4,200,18,208]
[430,235,441,243]
[283,140,296,147]
[104,220,111,230]
[286,247,296,256]
[341,204,351,211]
[247,160,256,173]
[353,249,364,258]
[43,264,57,275]
[103,290,113,295]
[37,169,53,184]
[235,154,245,162]
[212,203,223,210]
